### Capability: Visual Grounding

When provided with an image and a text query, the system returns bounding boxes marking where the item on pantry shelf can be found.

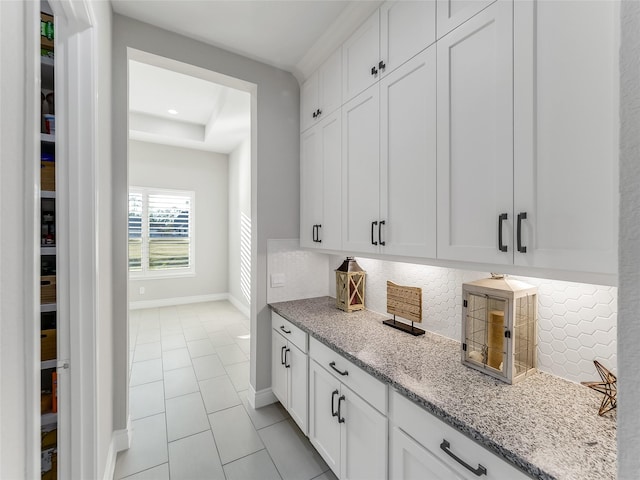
[52,371,57,413]
[46,92,54,115]
[40,12,54,50]
[581,360,617,416]
[382,281,425,336]
[41,392,53,414]
[41,328,57,361]
[461,275,537,384]
[43,114,55,134]
[41,276,57,305]
[41,153,55,191]
[335,257,365,312]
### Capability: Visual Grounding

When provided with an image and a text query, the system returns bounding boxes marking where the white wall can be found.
[113,14,299,424]
[618,1,640,476]
[93,0,114,477]
[228,137,251,312]
[0,2,40,477]
[128,140,229,304]
[267,239,330,303]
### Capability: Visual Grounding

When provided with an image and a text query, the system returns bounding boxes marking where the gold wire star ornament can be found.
[581,360,617,416]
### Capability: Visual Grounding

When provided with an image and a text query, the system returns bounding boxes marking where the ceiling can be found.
[128,60,251,153]
[119,1,375,154]
[112,0,353,73]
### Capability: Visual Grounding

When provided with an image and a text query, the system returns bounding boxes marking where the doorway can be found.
[115,50,257,477]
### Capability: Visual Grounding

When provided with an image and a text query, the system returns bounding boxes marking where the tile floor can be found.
[115,301,336,480]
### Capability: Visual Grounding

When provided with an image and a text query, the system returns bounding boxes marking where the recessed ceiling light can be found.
[168,109,178,115]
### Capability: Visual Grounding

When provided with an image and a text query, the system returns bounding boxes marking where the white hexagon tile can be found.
[268,247,617,385]
[266,239,330,304]
[348,257,617,385]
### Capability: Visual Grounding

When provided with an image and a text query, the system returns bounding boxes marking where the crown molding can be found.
[292,1,382,84]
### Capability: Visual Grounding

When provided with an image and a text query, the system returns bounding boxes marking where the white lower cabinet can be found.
[390,426,465,480]
[390,391,530,480]
[272,319,532,480]
[309,359,387,480]
[271,314,308,434]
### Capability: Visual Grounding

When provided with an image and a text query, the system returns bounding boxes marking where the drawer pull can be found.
[329,361,348,376]
[337,395,346,423]
[331,389,339,417]
[440,439,487,477]
[280,325,292,334]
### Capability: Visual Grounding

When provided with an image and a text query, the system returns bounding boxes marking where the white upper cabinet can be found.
[380,47,437,258]
[342,48,437,258]
[436,0,496,39]
[513,0,619,276]
[301,48,342,133]
[343,2,437,104]
[300,127,321,249]
[342,85,380,254]
[437,1,513,265]
[342,10,380,103]
[380,1,436,79]
[300,110,342,250]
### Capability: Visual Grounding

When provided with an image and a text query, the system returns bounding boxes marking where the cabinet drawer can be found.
[309,336,386,414]
[271,312,307,353]
[390,391,530,480]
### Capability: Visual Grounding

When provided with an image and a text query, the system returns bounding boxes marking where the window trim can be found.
[129,186,196,279]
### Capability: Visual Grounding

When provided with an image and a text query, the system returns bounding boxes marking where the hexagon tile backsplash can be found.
[266,241,617,385]
[346,256,618,385]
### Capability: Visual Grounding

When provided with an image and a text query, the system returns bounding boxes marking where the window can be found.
[128,187,194,277]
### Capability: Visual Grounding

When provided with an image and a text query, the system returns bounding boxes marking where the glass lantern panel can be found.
[486,296,507,372]
[513,294,536,376]
[464,293,507,372]
[465,293,487,364]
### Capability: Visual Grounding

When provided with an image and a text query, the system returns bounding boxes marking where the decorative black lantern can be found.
[335,257,365,312]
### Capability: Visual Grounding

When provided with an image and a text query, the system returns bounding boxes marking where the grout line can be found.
[125,302,252,480]
[118,462,169,480]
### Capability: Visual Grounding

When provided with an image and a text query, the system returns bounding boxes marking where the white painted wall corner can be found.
[102,417,131,480]
[247,384,277,409]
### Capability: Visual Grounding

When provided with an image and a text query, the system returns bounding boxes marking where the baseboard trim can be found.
[248,384,277,409]
[129,293,228,310]
[227,294,250,318]
[103,417,131,480]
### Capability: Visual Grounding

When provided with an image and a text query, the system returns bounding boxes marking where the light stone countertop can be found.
[269,296,616,480]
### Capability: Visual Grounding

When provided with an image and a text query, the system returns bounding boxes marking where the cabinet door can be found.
[390,426,465,480]
[340,384,387,480]
[318,47,342,120]
[342,85,380,254]
[380,0,436,77]
[287,343,308,435]
[301,71,319,133]
[309,360,341,476]
[513,0,618,276]
[300,126,322,249]
[319,111,342,250]
[380,46,437,258]
[343,9,380,102]
[436,1,513,265]
[271,330,288,408]
[436,0,496,39]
